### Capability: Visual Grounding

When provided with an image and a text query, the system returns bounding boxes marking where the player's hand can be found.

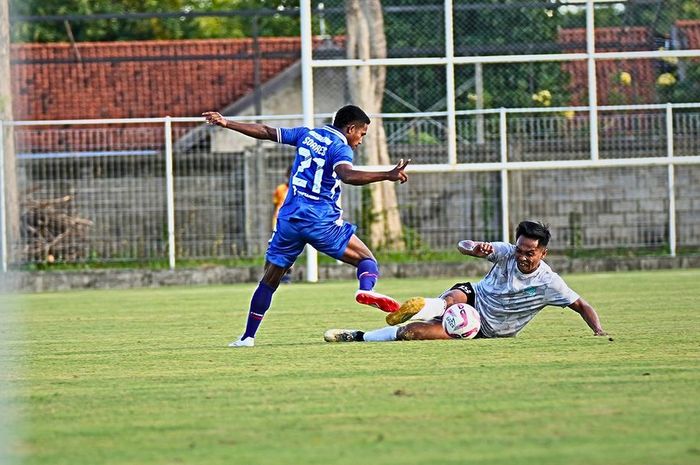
[594,329,608,336]
[457,240,476,255]
[457,240,492,257]
[473,242,494,257]
[202,111,227,128]
[389,158,411,184]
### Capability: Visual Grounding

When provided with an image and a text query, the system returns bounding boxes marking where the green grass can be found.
[3,269,700,465]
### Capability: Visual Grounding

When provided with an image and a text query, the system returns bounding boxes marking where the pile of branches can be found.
[21,193,94,263]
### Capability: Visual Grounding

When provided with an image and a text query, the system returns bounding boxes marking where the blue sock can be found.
[357,258,379,291]
[242,281,275,339]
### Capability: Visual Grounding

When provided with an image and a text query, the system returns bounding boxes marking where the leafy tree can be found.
[452,1,571,109]
[9,0,300,42]
[345,0,405,251]
[559,0,700,33]
[559,0,700,104]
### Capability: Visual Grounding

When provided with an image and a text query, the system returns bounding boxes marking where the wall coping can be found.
[3,255,699,293]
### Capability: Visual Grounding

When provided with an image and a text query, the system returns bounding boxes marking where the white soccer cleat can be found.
[355,290,400,313]
[323,329,363,343]
[228,336,255,347]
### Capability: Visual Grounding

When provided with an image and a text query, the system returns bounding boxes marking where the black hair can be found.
[333,105,370,129]
[515,220,551,248]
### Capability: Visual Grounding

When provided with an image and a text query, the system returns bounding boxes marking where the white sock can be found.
[410,297,447,321]
[363,326,398,342]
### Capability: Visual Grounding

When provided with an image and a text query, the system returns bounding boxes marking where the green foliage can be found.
[481,62,571,109]
[452,2,571,108]
[559,0,700,33]
[8,0,700,107]
[7,270,700,465]
[383,66,447,113]
[9,0,300,42]
[656,62,700,104]
[406,128,439,145]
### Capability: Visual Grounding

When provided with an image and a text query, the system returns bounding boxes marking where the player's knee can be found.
[260,275,279,290]
[396,325,420,341]
[261,263,289,290]
[442,291,467,308]
[396,326,411,341]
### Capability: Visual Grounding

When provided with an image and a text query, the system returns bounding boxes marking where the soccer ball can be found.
[442,303,481,339]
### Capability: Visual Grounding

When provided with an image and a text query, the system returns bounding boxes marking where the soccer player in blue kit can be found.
[203,106,410,347]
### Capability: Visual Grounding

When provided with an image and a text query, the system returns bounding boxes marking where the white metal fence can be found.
[2,103,700,271]
[3,1,700,274]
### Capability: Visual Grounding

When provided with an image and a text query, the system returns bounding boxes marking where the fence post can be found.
[475,63,484,144]
[666,103,676,257]
[499,108,509,242]
[444,0,457,165]
[301,0,318,283]
[164,117,176,270]
[586,0,599,161]
[0,120,6,272]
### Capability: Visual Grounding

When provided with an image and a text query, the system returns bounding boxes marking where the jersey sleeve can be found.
[329,143,354,169]
[486,242,514,263]
[544,275,580,307]
[278,127,309,146]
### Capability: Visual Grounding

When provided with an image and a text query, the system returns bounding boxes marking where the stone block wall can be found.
[15,148,700,265]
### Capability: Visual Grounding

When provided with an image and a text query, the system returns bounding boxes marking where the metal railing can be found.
[2,102,700,272]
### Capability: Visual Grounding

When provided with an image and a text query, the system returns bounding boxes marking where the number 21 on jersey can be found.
[292,147,326,194]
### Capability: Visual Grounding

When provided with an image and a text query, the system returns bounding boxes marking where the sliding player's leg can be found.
[324,320,449,343]
[386,288,470,325]
[397,321,451,340]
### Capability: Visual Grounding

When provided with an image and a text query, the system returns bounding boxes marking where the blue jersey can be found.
[275,125,353,223]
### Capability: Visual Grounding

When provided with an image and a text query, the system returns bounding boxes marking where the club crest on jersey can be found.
[524,286,537,296]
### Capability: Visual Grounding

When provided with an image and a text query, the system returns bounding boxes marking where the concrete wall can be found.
[211,67,347,153]
[18,155,700,264]
[5,256,700,293]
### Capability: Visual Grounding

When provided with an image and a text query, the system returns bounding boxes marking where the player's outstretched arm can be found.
[202,111,277,141]
[335,158,411,186]
[457,240,493,258]
[568,297,607,336]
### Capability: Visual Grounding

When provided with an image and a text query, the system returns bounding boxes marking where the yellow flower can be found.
[658,46,679,65]
[662,56,679,65]
[619,71,632,86]
[562,110,575,120]
[467,93,477,103]
[532,89,552,106]
[657,73,677,86]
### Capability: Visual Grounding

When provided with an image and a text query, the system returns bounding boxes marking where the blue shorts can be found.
[265,217,357,268]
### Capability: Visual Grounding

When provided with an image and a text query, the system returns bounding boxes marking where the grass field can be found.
[3,269,700,465]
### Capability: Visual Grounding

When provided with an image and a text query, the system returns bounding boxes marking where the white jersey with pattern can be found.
[473,242,579,338]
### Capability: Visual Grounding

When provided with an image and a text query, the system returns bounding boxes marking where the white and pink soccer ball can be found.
[442,303,481,339]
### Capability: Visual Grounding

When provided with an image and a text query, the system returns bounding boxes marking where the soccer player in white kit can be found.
[324,220,607,342]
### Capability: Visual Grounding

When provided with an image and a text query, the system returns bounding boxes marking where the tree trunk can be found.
[345,0,404,251]
[0,0,18,266]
